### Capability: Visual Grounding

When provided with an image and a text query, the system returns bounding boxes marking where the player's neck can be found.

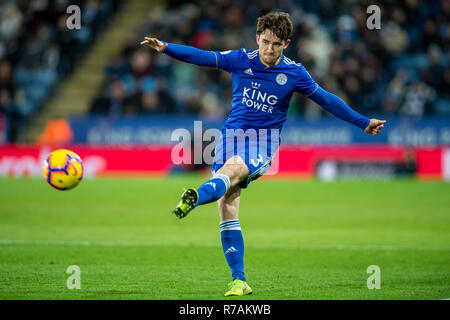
[259,54,282,68]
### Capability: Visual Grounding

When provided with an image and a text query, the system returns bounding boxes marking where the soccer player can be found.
[141,11,386,296]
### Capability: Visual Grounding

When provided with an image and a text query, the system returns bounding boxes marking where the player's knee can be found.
[216,168,235,187]
[217,156,249,187]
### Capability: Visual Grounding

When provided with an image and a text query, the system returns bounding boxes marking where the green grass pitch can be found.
[0,175,449,300]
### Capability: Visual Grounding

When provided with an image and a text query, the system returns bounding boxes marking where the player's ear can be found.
[256,34,260,45]
[284,39,291,49]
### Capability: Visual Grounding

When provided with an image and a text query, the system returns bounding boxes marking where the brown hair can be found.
[256,11,293,41]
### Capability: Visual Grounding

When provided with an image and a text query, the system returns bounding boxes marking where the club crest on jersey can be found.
[276,73,287,85]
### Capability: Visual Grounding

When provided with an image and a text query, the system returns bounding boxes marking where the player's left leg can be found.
[218,185,252,296]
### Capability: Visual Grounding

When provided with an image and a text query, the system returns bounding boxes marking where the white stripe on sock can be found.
[212,173,230,191]
[220,219,241,232]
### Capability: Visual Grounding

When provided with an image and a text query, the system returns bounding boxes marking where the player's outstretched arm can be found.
[308,86,386,136]
[140,36,217,68]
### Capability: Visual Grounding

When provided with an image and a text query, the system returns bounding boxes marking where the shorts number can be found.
[250,154,263,167]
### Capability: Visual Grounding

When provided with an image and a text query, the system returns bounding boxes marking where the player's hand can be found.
[140,37,167,52]
[364,119,386,135]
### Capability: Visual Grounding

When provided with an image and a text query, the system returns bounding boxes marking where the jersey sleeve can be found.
[162,42,217,68]
[214,49,243,73]
[308,86,370,130]
[295,65,319,97]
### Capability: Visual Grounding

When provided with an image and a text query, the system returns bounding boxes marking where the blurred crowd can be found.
[92,0,449,121]
[0,0,120,142]
[1,0,449,143]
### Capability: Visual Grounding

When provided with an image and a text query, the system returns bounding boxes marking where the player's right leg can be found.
[172,155,249,219]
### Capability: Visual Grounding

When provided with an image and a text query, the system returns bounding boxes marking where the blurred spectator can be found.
[108,79,128,116]
[37,118,73,147]
[0,60,20,141]
[400,81,436,117]
[54,14,77,73]
[0,60,15,98]
[395,147,417,176]
[0,2,23,42]
[138,91,161,114]
[89,81,110,114]
[90,79,135,116]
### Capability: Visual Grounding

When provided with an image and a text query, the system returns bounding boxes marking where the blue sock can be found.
[220,219,246,281]
[196,174,230,207]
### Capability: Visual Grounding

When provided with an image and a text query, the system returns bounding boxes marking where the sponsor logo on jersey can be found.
[244,68,254,75]
[241,82,278,113]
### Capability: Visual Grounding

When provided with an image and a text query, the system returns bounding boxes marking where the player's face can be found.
[256,29,290,67]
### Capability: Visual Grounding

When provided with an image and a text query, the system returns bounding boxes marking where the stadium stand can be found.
[0,0,121,142]
[0,0,448,143]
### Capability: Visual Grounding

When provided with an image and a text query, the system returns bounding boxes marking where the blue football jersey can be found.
[214,49,318,131]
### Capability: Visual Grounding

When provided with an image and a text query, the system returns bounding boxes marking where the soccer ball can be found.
[43,149,83,190]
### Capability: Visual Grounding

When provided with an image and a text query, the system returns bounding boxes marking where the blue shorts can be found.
[211,128,279,188]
